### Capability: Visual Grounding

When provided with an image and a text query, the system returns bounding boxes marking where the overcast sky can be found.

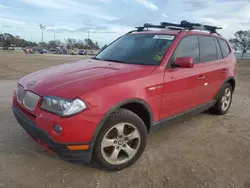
[0,0,250,46]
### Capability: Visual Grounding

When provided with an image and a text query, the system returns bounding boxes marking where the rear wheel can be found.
[210,83,233,115]
[92,108,147,171]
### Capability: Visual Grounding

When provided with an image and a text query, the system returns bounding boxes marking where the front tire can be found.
[210,83,233,115]
[92,108,147,171]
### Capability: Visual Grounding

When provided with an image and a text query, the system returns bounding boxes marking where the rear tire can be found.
[92,108,147,171]
[210,83,233,115]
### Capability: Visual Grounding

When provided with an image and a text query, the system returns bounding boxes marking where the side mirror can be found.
[175,57,194,68]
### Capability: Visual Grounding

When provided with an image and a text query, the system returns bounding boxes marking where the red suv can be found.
[13,21,237,171]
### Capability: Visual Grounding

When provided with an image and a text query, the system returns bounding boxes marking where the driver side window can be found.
[171,35,200,66]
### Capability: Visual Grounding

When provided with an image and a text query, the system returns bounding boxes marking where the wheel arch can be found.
[214,76,236,100]
[226,77,236,92]
[92,98,154,142]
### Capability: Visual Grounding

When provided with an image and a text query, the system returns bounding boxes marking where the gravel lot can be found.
[0,51,250,188]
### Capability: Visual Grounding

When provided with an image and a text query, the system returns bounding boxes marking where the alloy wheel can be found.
[101,122,141,165]
[221,88,232,111]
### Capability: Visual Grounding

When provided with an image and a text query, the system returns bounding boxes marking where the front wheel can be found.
[210,83,233,115]
[92,108,147,171]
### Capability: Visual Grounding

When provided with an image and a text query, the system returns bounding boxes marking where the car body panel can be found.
[161,63,207,119]
[19,59,156,98]
[201,53,236,101]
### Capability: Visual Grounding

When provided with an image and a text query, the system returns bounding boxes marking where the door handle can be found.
[221,68,228,73]
[197,75,205,80]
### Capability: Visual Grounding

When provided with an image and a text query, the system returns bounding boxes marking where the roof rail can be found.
[127,20,222,35]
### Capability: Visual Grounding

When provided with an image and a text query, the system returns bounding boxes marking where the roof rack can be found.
[130,20,222,35]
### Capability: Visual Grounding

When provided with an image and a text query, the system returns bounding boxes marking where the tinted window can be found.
[218,38,231,57]
[172,36,199,63]
[96,34,174,65]
[214,38,223,59]
[199,36,217,62]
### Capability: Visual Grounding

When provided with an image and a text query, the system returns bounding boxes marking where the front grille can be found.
[16,85,40,111]
[23,91,40,111]
[17,85,26,103]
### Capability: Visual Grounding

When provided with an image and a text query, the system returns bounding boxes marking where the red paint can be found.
[175,57,194,68]
[13,30,237,145]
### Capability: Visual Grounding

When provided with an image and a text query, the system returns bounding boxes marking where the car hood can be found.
[19,59,155,98]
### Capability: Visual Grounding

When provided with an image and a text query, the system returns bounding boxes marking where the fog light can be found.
[53,124,62,133]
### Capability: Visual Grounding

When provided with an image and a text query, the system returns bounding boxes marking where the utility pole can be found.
[88,30,90,48]
[54,33,55,42]
[39,24,46,48]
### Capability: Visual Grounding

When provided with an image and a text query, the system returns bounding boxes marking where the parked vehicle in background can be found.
[87,49,94,56]
[56,47,68,54]
[79,49,86,55]
[69,48,79,55]
[40,49,48,54]
[12,21,237,171]
[8,47,15,50]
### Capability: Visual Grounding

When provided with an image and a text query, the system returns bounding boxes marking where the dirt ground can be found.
[0,51,249,188]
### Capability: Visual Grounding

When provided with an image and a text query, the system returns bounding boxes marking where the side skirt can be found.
[151,100,216,132]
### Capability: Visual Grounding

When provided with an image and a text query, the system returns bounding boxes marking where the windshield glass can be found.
[95,34,175,65]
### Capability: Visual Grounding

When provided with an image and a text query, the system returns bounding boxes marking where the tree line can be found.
[0,33,100,50]
[229,30,250,59]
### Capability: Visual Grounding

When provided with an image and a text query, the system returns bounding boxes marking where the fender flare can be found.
[214,76,236,100]
[92,98,154,142]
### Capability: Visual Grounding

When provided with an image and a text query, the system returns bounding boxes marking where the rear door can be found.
[200,36,231,102]
[160,35,206,119]
[196,35,222,104]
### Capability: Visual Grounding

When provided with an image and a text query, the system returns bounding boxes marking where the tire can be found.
[92,108,147,171]
[210,83,233,115]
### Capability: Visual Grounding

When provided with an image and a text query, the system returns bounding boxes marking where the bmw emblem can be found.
[28,81,36,86]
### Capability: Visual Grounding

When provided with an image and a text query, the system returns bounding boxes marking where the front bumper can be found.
[13,105,93,163]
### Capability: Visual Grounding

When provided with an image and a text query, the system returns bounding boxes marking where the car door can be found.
[160,35,206,119]
[199,36,231,102]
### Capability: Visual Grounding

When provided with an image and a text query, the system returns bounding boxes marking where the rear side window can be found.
[199,36,217,62]
[218,38,231,57]
[172,36,199,63]
[214,38,223,59]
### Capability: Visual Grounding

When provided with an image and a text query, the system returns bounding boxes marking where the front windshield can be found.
[95,34,175,65]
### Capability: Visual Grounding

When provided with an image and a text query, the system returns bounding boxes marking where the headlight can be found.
[41,96,87,117]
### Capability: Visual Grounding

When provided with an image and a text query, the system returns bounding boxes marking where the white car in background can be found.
[70,48,79,55]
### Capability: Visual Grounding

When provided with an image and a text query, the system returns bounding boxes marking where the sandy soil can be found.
[0,51,249,188]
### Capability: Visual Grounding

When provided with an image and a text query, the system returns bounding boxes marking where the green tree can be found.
[39,42,48,49]
[84,38,94,49]
[95,41,100,49]
[0,33,15,49]
[48,40,57,49]
[229,30,250,59]
[75,40,84,49]
[65,38,76,49]
[101,44,108,50]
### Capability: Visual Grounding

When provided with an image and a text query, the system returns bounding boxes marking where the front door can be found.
[160,35,206,119]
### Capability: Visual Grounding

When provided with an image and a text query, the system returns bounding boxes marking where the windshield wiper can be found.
[91,57,100,60]
[101,59,128,64]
